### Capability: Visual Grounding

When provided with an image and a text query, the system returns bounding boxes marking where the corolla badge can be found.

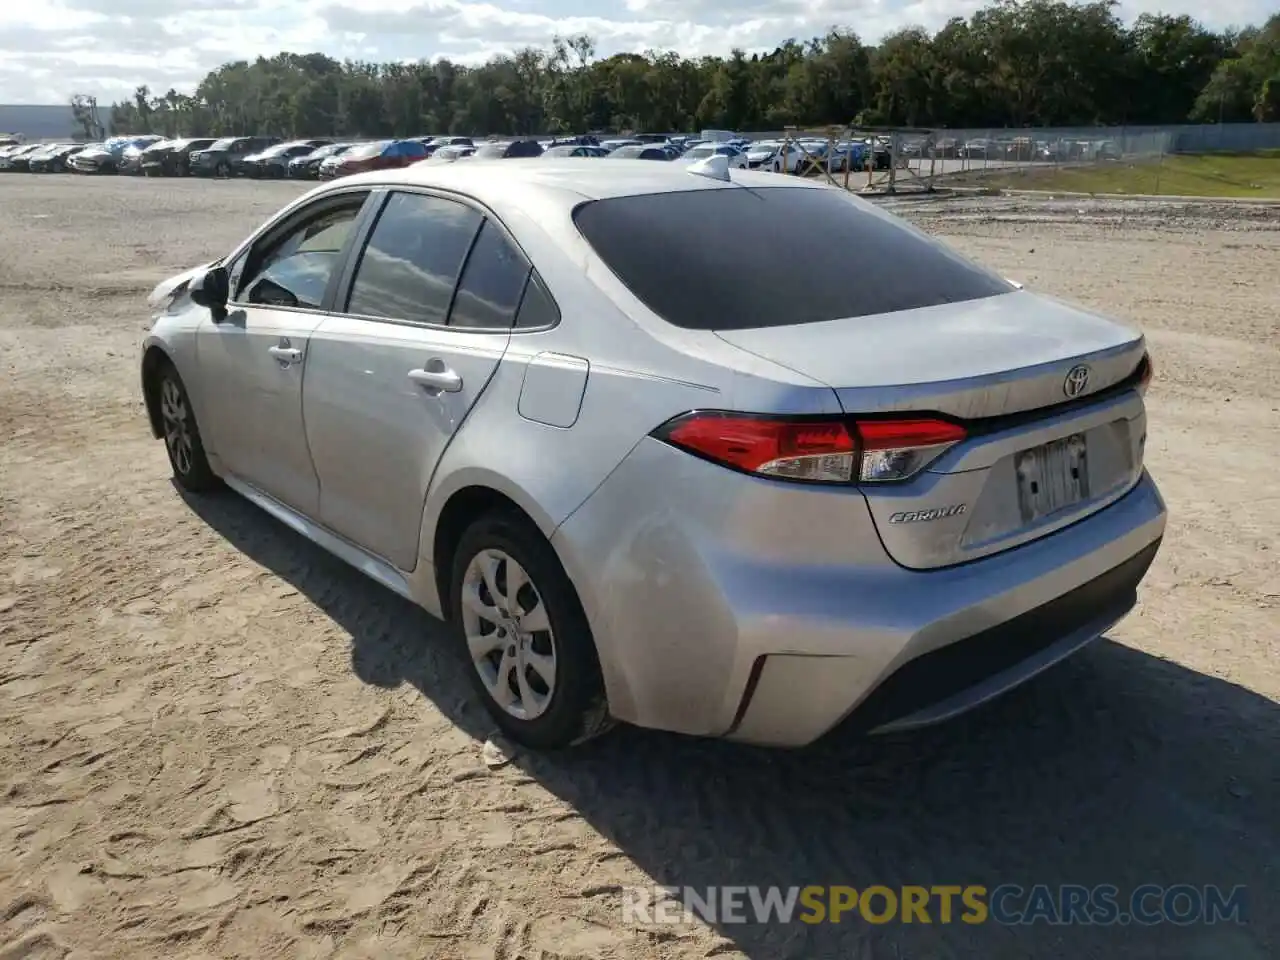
[1063,364,1091,399]
[889,504,966,524]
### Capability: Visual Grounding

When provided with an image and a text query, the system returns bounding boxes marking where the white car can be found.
[743,142,815,174]
[679,144,747,169]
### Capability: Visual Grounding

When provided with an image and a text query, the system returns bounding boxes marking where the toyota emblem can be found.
[1063,364,1091,398]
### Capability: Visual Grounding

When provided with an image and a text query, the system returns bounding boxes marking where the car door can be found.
[302,190,529,571]
[196,189,374,515]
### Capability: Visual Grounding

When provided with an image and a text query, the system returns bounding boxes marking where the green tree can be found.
[102,4,1271,139]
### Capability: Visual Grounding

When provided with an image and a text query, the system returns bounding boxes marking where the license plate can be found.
[1015,434,1089,523]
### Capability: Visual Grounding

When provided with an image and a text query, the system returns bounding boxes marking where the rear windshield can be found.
[572,186,1013,330]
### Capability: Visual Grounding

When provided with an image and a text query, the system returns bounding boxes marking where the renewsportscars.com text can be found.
[623,884,1248,926]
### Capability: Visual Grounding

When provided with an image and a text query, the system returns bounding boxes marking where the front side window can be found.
[448,220,531,330]
[236,198,366,309]
[345,192,482,325]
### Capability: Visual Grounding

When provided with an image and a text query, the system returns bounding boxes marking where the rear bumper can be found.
[552,437,1167,746]
[747,537,1159,742]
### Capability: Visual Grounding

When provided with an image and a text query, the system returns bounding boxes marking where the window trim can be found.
[330,184,561,335]
[225,187,378,317]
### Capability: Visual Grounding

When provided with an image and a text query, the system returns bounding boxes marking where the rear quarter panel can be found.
[414,194,764,612]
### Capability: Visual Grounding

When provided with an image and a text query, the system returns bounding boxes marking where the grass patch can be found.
[971,151,1280,199]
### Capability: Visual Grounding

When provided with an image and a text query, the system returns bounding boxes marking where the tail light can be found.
[854,418,967,482]
[1136,351,1154,396]
[652,412,966,485]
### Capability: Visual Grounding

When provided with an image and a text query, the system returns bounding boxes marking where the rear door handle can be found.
[408,367,463,393]
[268,345,302,363]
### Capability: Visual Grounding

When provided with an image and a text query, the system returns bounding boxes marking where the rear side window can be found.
[346,192,482,325]
[572,187,1013,330]
[448,220,531,329]
[515,273,559,329]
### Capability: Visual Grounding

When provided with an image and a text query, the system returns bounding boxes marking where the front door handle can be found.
[408,366,463,393]
[268,345,302,363]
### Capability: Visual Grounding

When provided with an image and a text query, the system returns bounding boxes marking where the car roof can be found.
[335,157,829,205]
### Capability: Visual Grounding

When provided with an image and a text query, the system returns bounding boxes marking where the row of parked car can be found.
[0,130,896,181]
[902,135,1123,162]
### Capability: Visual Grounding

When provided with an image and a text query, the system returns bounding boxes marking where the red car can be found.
[325,139,428,179]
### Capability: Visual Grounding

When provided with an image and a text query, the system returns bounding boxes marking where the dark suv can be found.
[189,136,281,177]
[141,138,216,176]
[471,139,544,159]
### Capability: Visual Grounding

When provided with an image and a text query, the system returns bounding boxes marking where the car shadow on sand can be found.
[185,489,1277,960]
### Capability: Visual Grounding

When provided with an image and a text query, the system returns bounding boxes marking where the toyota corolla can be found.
[139,156,1166,750]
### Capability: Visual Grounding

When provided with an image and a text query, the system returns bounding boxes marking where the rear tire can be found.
[154,362,220,493]
[450,510,612,750]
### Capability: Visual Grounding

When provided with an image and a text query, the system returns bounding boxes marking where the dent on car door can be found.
[195,193,370,514]
[303,191,525,572]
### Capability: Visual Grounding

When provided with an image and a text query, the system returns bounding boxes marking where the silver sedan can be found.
[140,158,1166,750]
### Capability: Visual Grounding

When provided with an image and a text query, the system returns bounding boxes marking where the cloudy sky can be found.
[0,0,1269,104]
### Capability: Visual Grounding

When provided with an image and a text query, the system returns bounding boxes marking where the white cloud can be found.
[0,0,1273,103]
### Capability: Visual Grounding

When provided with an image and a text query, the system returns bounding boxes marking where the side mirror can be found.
[189,265,229,321]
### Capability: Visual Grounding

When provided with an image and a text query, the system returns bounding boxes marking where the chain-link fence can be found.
[905,126,1174,182]
[752,125,1191,195]
[737,122,1280,195]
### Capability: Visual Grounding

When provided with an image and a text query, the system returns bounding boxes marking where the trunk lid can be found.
[714,290,1144,420]
[716,291,1150,569]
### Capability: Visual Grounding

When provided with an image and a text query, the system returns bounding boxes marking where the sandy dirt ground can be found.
[0,176,1276,960]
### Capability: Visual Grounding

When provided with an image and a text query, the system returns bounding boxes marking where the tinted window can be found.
[449,220,531,330]
[388,140,426,158]
[573,187,1013,330]
[346,192,482,325]
[239,201,365,309]
[515,272,559,329]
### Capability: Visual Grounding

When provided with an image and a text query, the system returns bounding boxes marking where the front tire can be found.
[155,363,219,493]
[450,511,611,750]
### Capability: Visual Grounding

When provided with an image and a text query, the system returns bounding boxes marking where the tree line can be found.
[83,0,1280,141]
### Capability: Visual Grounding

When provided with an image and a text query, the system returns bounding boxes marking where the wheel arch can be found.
[426,474,557,621]
[140,344,173,439]
[422,471,638,726]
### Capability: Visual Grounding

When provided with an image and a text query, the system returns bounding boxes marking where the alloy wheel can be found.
[460,548,557,720]
[159,378,194,476]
